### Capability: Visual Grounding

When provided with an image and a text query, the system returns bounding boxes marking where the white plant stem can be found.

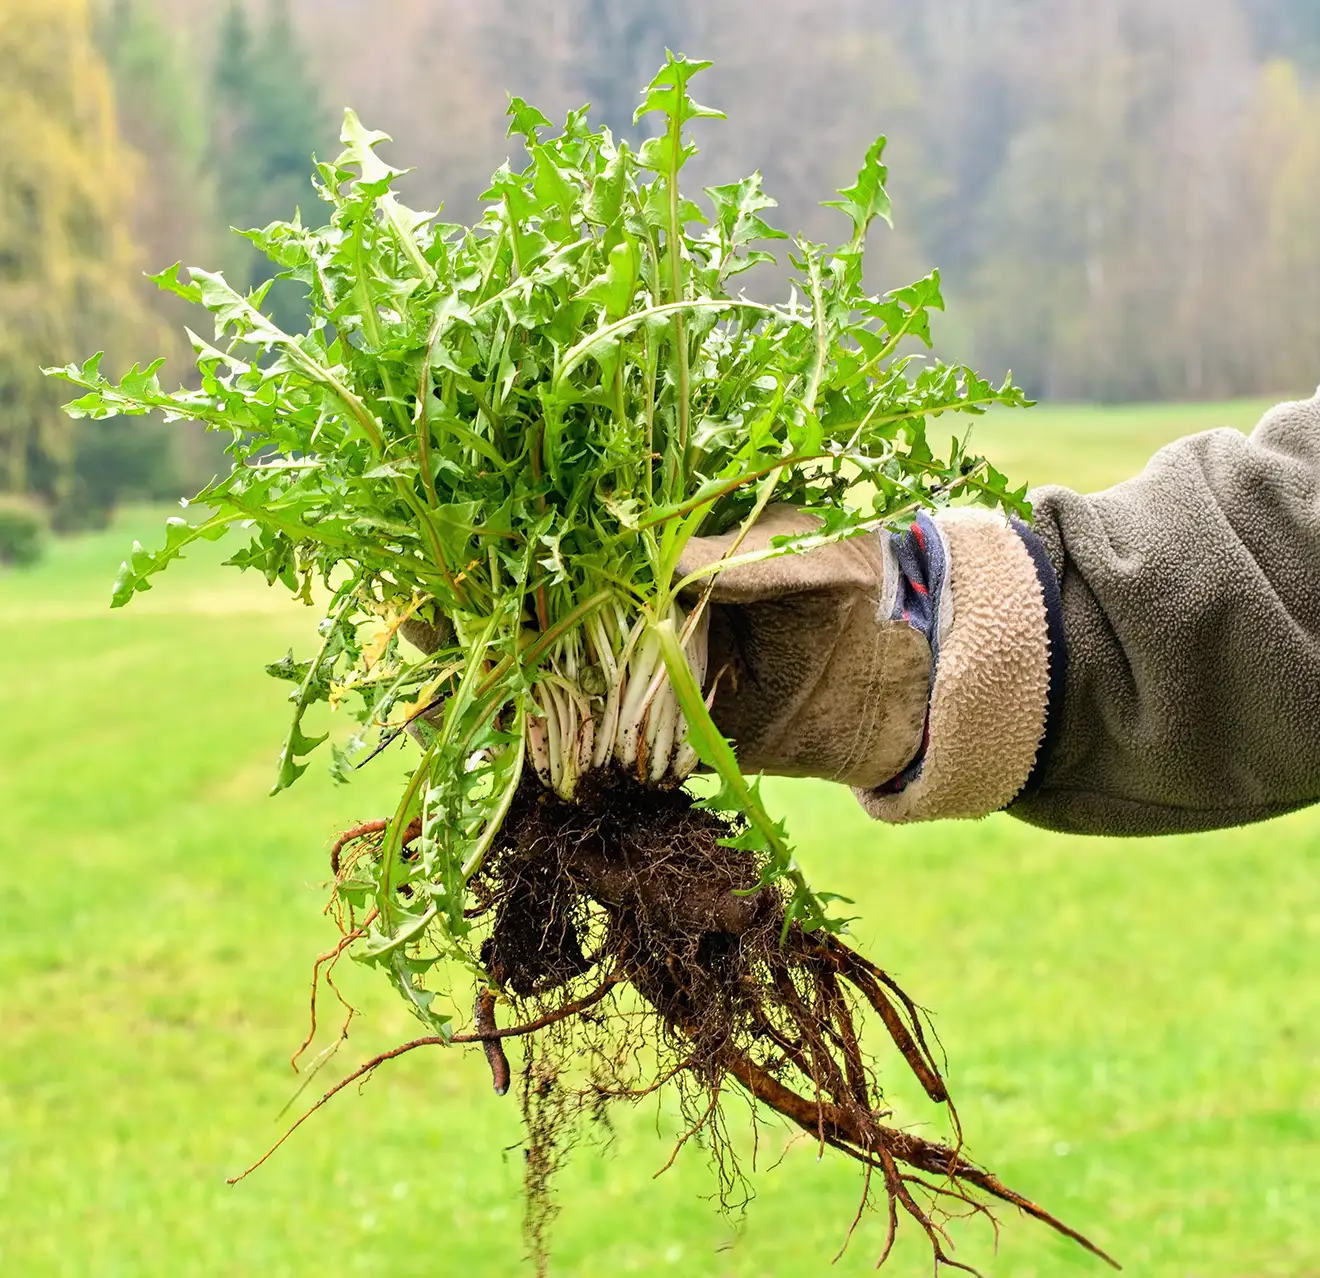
[616,628,662,771]
[533,599,708,798]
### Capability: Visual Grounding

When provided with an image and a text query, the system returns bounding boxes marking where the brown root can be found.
[474,987,511,1095]
[286,774,1117,1274]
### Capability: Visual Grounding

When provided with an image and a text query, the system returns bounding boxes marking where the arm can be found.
[1008,390,1320,835]
[680,391,1320,837]
[404,392,1320,836]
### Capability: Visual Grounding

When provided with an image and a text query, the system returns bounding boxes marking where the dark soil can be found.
[459,773,1117,1275]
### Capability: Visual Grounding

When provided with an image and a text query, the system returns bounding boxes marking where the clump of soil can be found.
[264,775,1116,1275]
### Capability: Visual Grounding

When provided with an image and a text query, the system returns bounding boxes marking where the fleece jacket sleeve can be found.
[1009,390,1320,836]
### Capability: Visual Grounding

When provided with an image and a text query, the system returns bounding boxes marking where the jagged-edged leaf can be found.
[823,135,892,242]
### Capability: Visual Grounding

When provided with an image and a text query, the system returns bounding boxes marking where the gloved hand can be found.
[396,506,933,787]
[675,505,932,789]
[678,502,1059,823]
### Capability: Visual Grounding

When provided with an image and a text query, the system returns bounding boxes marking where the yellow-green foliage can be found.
[1242,60,1320,391]
[0,0,161,497]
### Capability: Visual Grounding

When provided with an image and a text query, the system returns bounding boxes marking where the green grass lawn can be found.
[3,397,1319,1277]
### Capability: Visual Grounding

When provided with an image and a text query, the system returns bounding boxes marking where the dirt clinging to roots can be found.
[269,776,1116,1272]
[458,774,1118,1274]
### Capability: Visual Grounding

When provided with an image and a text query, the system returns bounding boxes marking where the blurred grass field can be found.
[4,396,1320,1277]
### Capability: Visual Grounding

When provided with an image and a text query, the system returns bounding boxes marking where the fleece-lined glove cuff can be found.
[856,507,1065,823]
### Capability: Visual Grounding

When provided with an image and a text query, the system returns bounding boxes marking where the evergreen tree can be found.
[0,0,162,501]
[1244,0,1320,68]
[209,0,331,329]
[211,1,261,236]
[255,0,328,192]
[571,0,694,139]
[90,0,218,522]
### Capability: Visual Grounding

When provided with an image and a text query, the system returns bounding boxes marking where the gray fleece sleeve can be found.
[1009,390,1320,836]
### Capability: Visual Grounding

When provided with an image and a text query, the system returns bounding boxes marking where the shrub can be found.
[0,496,47,567]
[50,416,181,534]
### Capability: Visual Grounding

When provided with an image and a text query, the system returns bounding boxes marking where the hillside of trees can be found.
[150,0,1320,402]
[4,0,1320,528]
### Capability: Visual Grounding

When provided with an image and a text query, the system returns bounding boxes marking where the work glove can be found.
[398,614,451,658]
[674,505,931,789]
[677,503,1061,822]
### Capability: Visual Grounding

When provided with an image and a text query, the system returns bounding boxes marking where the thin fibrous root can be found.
[721,1050,1121,1271]
[229,975,622,1186]
[291,905,379,1071]
[652,1078,721,1180]
[303,814,430,1078]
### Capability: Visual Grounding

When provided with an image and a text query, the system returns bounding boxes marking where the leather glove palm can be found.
[676,505,931,789]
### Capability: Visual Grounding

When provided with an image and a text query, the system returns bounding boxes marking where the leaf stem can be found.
[654,619,829,936]
[414,311,444,509]
[271,585,359,796]
[801,247,830,416]
[666,103,692,478]
[554,299,783,391]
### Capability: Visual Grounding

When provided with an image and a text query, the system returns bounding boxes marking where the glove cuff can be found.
[855,508,1056,823]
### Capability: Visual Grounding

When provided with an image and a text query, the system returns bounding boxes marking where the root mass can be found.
[284,775,1117,1275]
[466,775,1117,1273]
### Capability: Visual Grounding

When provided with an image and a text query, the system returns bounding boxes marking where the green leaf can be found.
[269,589,359,795]
[654,619,840,937]
[581,237,640,320]
[822,135,892,244]
[633,52,724,129]
[705,173,787,248]
[584,142,630,226]
[148,262,203,304]
[531,145,578,224]
[505,95,553,147]
[111,513,238,608]
[338,108,406,187]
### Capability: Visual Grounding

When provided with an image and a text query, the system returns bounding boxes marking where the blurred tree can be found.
[954,0,1259,400]
[209,0,331,329]
[0,0,164,506]
[1244,0,1320,68]
[1235,60,1320,392]
[90,0,221,522]
[99,0,212,265]
[88,0,1320,402]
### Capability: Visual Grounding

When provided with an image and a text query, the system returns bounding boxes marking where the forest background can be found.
[4,0,1320,539]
